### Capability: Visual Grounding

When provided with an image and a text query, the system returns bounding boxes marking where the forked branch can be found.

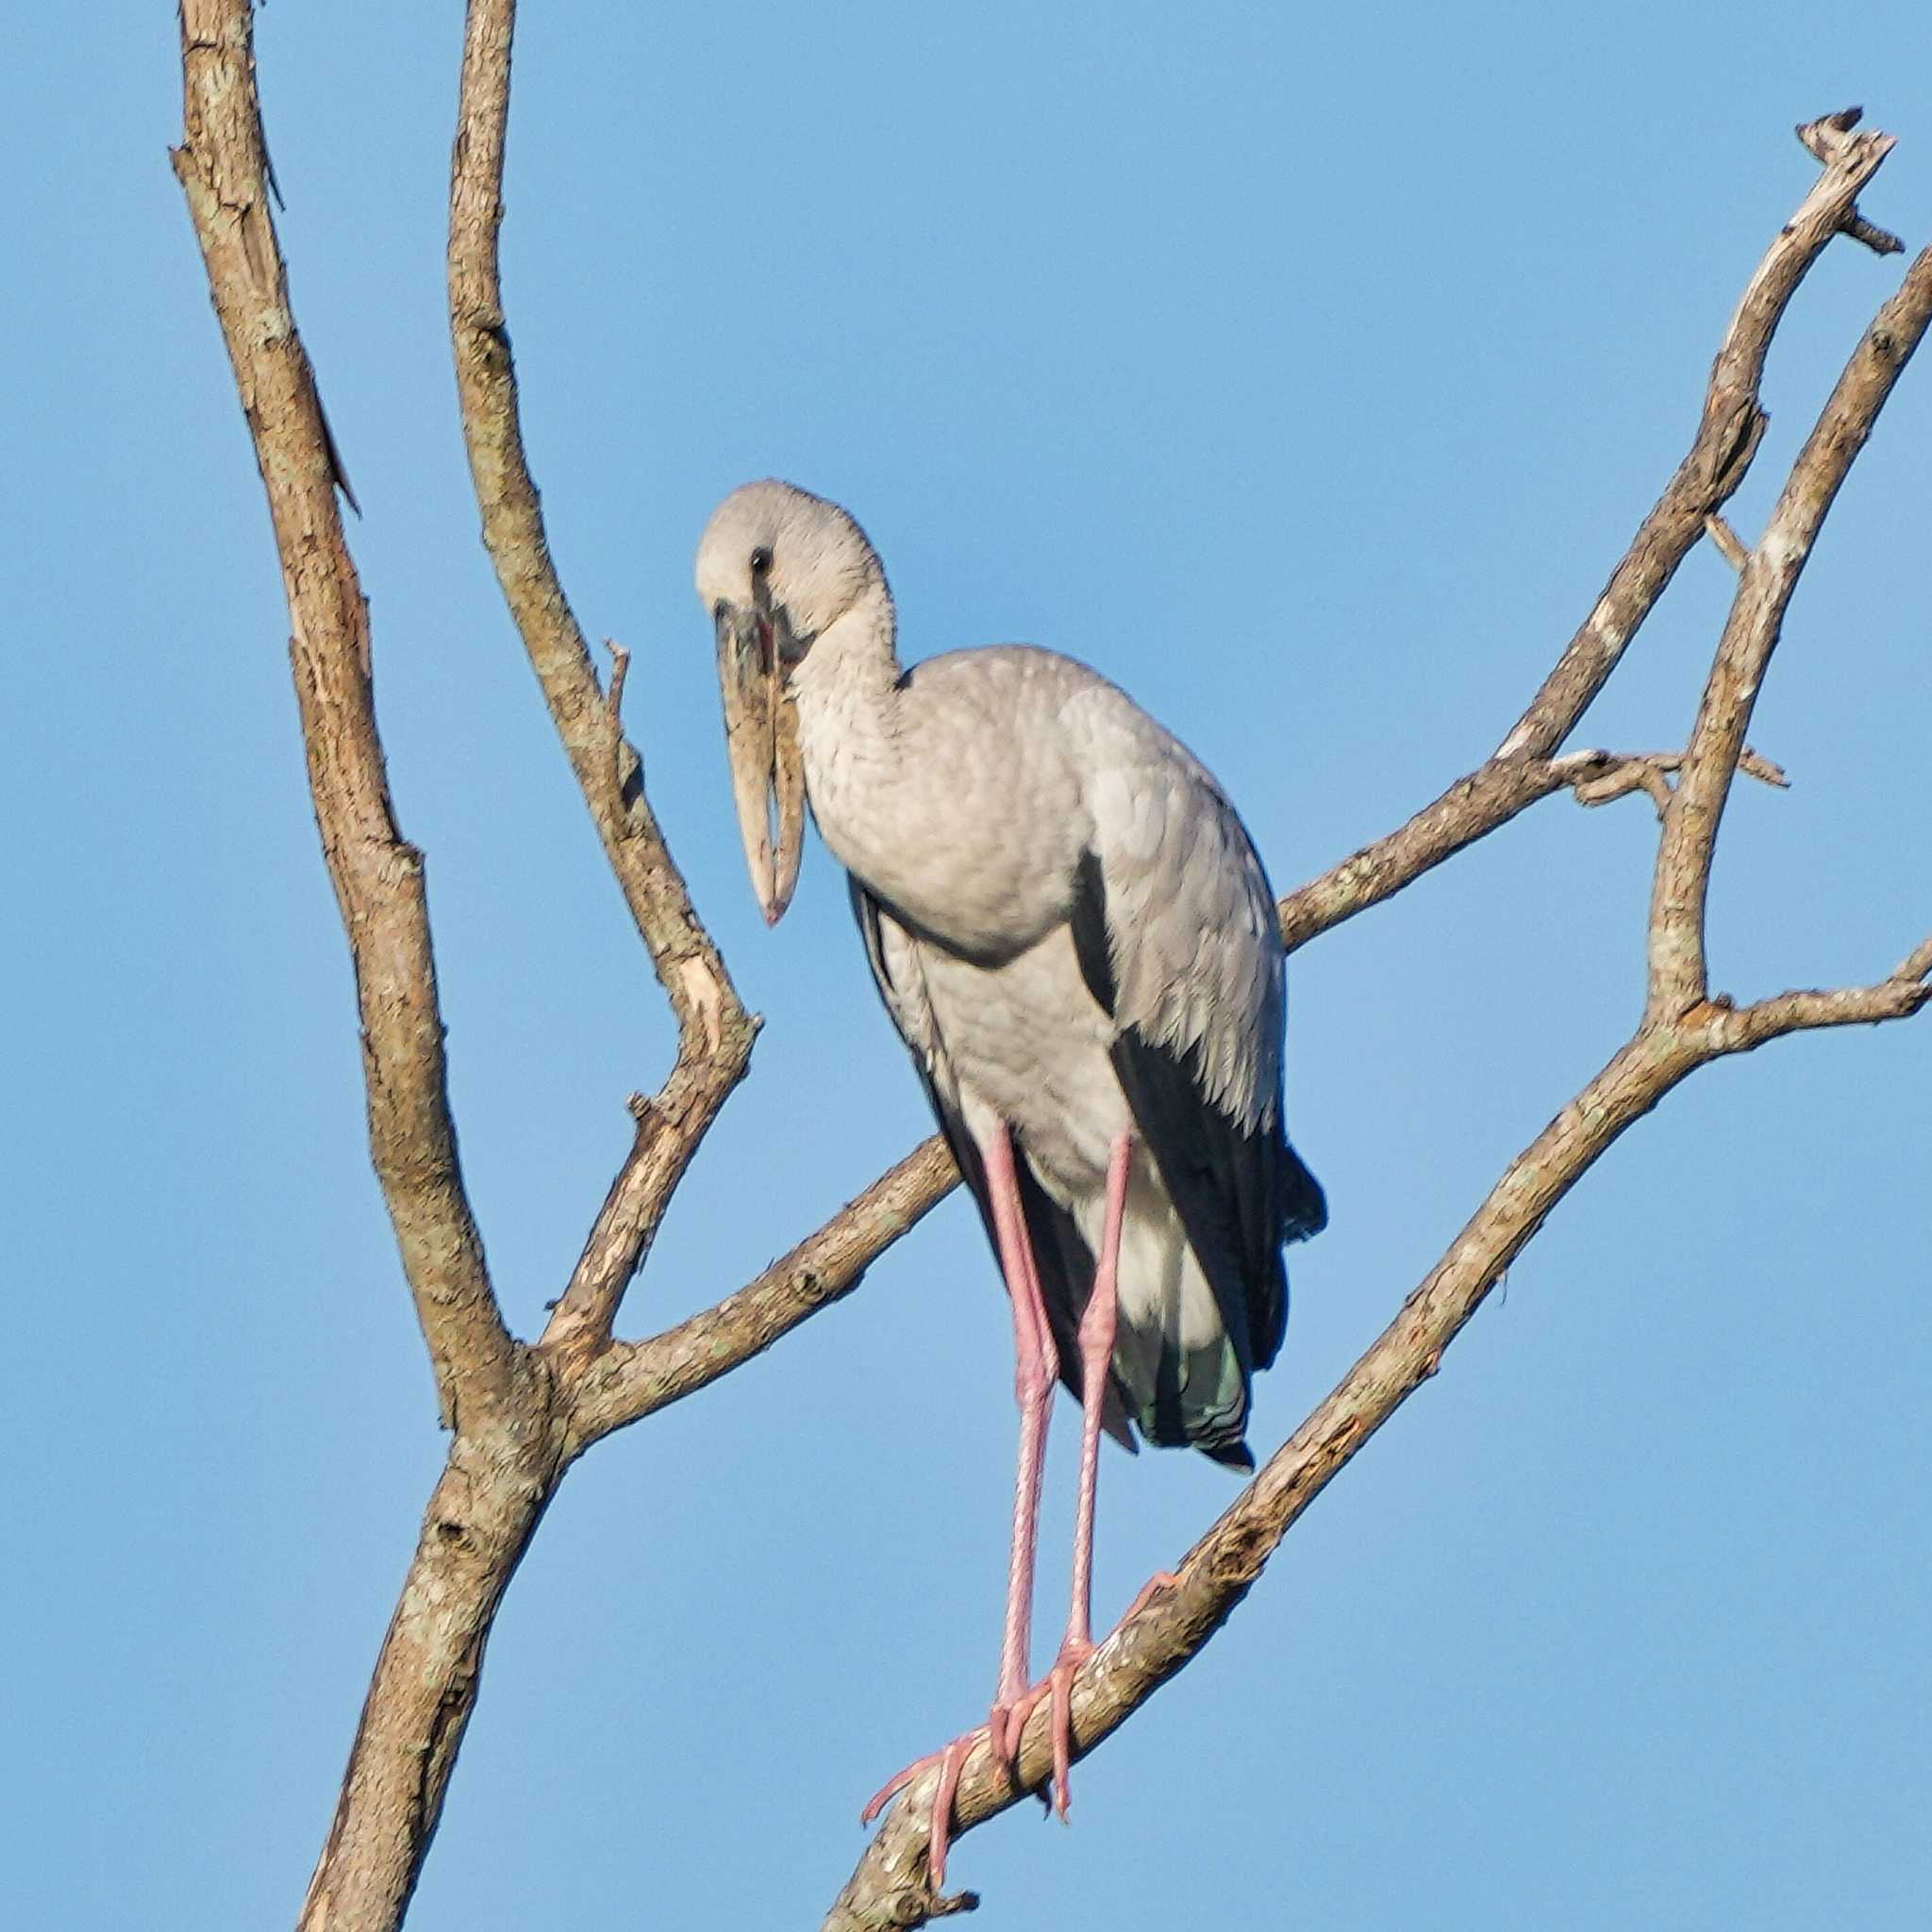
[1650,224,1932,1014]
[1276,120,1895,954]
[176,10,561,1928]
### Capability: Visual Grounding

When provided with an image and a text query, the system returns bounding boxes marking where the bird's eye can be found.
[749,545,773,575]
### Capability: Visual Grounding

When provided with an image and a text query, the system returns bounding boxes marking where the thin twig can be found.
[1794,108,1905,254]
[1560,744,1787,816]
[605,635,633,826]
[605,634,631,722]
[1723,940,1932,1042]
[1491,115,1895,765]
[1704,513,1751,571]
[1570,754,1677,814]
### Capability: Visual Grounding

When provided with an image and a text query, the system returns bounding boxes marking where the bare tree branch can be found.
[1793,108,1907,255]
[1496,108,1895,761]
[567,1135,957,1450]
[1651,223,1932,1014]
[172,0,512,1431]
[1724,941,1932,1041]
[1275,114,1897,956]
[825,116,1931,1931]
[1703,512,1752,572]
[447,0,758,1367]
[446,0,737,1049]
[1562,743,1788,815]
[537,1045,757,1370]
[173,9,562,1927]
[295,1408,564,1932]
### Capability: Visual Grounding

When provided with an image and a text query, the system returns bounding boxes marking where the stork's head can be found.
[695,479,884,924]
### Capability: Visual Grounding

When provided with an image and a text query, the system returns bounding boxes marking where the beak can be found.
[715,601,806,925]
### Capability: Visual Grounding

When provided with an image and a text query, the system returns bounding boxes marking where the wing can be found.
[1074,727,1326,1387]
[849,875,1135,1444]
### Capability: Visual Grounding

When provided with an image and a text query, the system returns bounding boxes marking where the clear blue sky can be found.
[5,6,1928,1927]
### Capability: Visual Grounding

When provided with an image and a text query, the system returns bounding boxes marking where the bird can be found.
[695,479,1324,1883]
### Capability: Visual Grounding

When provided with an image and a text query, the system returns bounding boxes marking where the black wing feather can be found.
[1108,1028,1322,1376]
[1072,849,1324,1399]
[1070,847,1117,1016]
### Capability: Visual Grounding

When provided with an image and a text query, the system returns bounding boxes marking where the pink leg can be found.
[981,1121,1058,1757]
[984,1134,1188,1822]
[861,1120,1058,1889]
[1066,1135,1132,1652]
[1038,1130,1133,1817]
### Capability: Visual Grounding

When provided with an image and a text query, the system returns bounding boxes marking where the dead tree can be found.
[171,3,1928,1926]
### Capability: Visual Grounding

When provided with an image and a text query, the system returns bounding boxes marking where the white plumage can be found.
[695,477,1323,1861]
[827,644,1300,1450]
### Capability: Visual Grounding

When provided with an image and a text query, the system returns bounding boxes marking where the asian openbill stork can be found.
[696,480,1324,1882]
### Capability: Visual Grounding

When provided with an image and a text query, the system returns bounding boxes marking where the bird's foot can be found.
[860,1674,1066,1887]
[858,1576,1182,1881]
[1035,1638,1091,1821]
[889,1641,1095,1836]
[1031,1571,1183,1820]
[861,1716,1009,1890]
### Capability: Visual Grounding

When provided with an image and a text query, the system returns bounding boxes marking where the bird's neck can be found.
[796,579,903,708]
[791,583,908,877]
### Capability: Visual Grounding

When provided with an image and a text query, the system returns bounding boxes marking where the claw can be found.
[859,1764,917,1826]
[860,1724,988,1891]
[1030,1638,1098,1818]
